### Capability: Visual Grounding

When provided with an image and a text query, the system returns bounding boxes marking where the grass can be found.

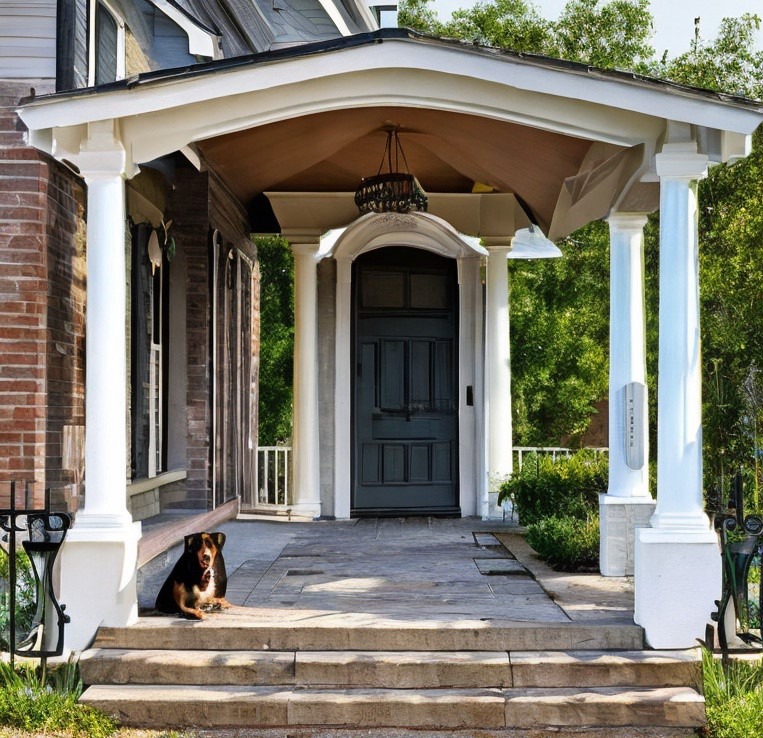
[702,648,763,738]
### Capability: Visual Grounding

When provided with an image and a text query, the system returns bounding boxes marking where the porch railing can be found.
[251,445,609,513]
[254,446,293,511]
[513,446,608,471]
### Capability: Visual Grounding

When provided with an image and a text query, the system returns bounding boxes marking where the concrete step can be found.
[80,648,701,690]
[80,684,705,730]
[93,614,644,651]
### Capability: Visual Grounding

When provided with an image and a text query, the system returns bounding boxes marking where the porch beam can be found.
[634,138,720,648]
[289,235,322,519]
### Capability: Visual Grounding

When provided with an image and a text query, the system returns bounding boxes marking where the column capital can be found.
[74,120,129,181]
[655,142,708,180]
[283,229,323,250]
[607,212,649,232]
[481,237,512,254]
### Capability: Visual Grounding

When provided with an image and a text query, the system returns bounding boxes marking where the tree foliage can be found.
[510,222,609,445]
[256,236,294,445]
[402,0,654,71]
[652,14,763,99]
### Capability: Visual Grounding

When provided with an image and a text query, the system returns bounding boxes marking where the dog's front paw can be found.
[185,609,205,620]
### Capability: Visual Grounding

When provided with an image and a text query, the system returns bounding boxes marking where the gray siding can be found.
[136,0,197,69]
[0,1,56,79]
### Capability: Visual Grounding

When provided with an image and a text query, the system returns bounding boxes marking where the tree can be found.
[256,237,294,445]
[401,0,654,71]
[443,0,554,54]
[552,0,653,70]
[510,222,610,445]
[652,14,763,99]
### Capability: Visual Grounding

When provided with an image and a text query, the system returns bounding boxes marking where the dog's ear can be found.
[184,533,200,552]
[212,532,226,549]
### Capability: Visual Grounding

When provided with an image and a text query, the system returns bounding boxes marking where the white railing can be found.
[252,445,607,512]
[513,446,608,472]
[255,446,293,509]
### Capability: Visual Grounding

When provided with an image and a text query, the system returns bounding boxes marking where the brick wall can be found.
[170,167,212,508]
[168,165,257,510]
[0,81,86,509]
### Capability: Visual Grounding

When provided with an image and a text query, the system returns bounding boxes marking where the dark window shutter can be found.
[95,2,118,85]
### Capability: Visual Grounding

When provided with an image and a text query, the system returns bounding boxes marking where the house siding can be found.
[0,1,57,80]
[0,81,86,509]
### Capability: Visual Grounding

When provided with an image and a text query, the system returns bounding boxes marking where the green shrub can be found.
[0,659,117,738]
[703,648,763,738]
[0,548,37,652]
[524,514,600,571]
[499,450,607,526]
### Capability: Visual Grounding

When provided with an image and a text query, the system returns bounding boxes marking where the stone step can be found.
[80,648,701,690]
[94,615,644,652]
[80,684,705,730]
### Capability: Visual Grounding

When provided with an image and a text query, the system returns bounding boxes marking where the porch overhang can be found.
[17,29,763,241]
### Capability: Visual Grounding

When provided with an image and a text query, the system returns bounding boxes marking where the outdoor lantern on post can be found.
[0,482,71,667]
[355,127,428,214]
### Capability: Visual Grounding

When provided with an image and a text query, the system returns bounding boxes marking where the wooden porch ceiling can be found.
[196,106,596,233]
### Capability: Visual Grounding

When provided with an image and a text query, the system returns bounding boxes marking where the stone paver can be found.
[139,517,574,624]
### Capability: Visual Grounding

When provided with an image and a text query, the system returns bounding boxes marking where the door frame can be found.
[324,212,487,519]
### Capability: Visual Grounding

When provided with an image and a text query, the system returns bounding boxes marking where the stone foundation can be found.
[599,495,656,576]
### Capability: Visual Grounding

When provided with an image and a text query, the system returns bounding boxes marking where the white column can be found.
[634,140,720,648]
[483,240,512,518]
[457,256,483,517]
[334,257,352,519]
[291,238,321,519]
[61,121,141,651]
[599,214,654,576]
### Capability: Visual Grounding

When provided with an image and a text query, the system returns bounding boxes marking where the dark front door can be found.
[352,247,459,516]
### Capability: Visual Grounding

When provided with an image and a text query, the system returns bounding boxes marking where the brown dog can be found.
[155,531,231,620]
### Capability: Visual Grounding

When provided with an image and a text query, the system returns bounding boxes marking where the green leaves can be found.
[509,222,609,445]
[255,237,295,446]
[399,0,654,71]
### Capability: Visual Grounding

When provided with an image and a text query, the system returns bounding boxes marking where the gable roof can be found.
[19,28,763,238]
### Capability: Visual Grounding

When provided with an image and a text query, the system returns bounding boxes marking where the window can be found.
[89,0,125,86]
[131,224,169,480]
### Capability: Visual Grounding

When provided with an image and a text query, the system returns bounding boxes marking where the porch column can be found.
[634,139,720,648]
[61,121,141,651]
[600,213,654,576]
[483,239,512,518]
[290,235,322,519]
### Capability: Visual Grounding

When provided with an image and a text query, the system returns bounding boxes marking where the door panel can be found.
[352,247,459,516]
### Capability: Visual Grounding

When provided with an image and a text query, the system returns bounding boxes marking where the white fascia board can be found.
[18,39,763,146]
[148,0,221,58]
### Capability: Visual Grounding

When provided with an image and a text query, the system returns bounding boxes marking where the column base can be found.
[634,526,721,648]
[60,521,141,652]
[599,495,655,576]
[483,490,511,521]
[290,501,322,520]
